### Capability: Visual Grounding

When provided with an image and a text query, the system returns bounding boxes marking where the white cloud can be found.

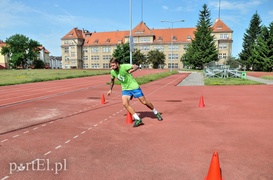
[209,0,262,14]
[162,5,168,10]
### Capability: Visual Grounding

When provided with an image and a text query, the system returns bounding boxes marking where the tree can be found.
[133,49,146,65]
[1,34,41,69]
[181,4,218,69]
[112,42,130,64]
[239,12,262,70]
[147,50,165,69]
[251,26,271,71]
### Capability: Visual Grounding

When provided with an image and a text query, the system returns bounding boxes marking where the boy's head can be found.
[109,58,119,70]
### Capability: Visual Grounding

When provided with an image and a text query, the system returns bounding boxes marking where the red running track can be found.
[1,70,273,180]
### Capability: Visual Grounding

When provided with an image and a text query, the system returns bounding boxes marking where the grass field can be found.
[0,69,268,86]
[0,69,110,86]
[204,77,263,85]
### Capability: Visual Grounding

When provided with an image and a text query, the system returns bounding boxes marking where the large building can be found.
[61,19,233,69]
[0,40,9,69]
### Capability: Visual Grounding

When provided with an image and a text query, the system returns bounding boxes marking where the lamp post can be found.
[161,20,184,71]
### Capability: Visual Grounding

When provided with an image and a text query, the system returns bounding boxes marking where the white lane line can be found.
[55,145,62,149]
[41,124,46,127]
[73,135,78,139]
[12,135,19,138]
[1,139,8,143]
[99,121,103,124]
[49,121,54,124]
[65,140,71,144]
[23,131,29,134]
[94,124,98,127]
[1,175,9,180]
[44,151,51,156]
[33,127,38,130]
[88,127,92,130]
[81,131,86,134]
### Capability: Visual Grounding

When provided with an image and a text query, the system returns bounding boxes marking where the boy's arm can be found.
[107,76,115,96]
[128,64,139,74]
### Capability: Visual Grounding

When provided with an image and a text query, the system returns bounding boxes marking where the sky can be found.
[0,0,272,57]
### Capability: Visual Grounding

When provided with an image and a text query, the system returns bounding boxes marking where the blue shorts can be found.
[122,88,144,98]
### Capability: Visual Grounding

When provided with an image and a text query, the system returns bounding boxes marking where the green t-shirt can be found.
[111,64,139,90]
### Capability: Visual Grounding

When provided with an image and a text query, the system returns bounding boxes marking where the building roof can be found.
[212,18,233,33]
[61,27,84,39]
[0,40,6,47]
[83,30,129,46]
[63,19,231,46]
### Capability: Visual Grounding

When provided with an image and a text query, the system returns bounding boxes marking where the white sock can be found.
[153,108,158,115]
[133,113,140,120]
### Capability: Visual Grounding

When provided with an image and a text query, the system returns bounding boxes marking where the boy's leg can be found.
[122,95,143,127]
[138,96,163,121]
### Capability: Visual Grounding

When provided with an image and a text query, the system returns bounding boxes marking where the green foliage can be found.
[147,50,166,69]
[0,34,41,69]
[239,12,262,70]
[182,4,218,69]
[33,59,45,69]
[112,42,130,64]
[226,57,242,69]
[133,49,146,65]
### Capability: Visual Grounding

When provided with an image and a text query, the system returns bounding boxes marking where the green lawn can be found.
[204,77,263,85]
[0,69,110,86]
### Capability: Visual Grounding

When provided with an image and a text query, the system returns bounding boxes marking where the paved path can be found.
[178,72,204,86]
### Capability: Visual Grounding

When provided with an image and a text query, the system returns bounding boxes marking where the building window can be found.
[83,64,88,69]
[83,47,88,53]
[168,45,178,51]
[219,43,227,49]
[91,55,99,60]
[91,63,100,68]
[71,52,75,57]
[103,55,112,60]
[140,37,151,43]
[64,47,69,53]
[183,45,188,50]
[103,63,110,68]
[83,56,88,60]
[154,45,164,51]
[220,34,228,39]
[218,53,227,59]
[168,54,179,60]
[102,47,111,52]
[140,46,150,51]
[91,47,99,53]
[168,63,178,69]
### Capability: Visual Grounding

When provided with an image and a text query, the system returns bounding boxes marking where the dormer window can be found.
[217,26,222,30]
[158,36,163,41]
[135,31,144,34]
[94,39,99,44]
[187,35,191,40]
[172,36,177,41]
[106,38,110,43]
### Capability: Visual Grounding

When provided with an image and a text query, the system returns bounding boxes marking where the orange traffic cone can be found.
[126,111,133,124]
[101,93,106,104]
[199,96,205,107]
[205,151,223,180]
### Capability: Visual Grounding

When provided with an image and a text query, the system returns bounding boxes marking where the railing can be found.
[204,65,244,78]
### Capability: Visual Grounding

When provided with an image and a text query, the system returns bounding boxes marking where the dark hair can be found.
[109,57,119,64]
